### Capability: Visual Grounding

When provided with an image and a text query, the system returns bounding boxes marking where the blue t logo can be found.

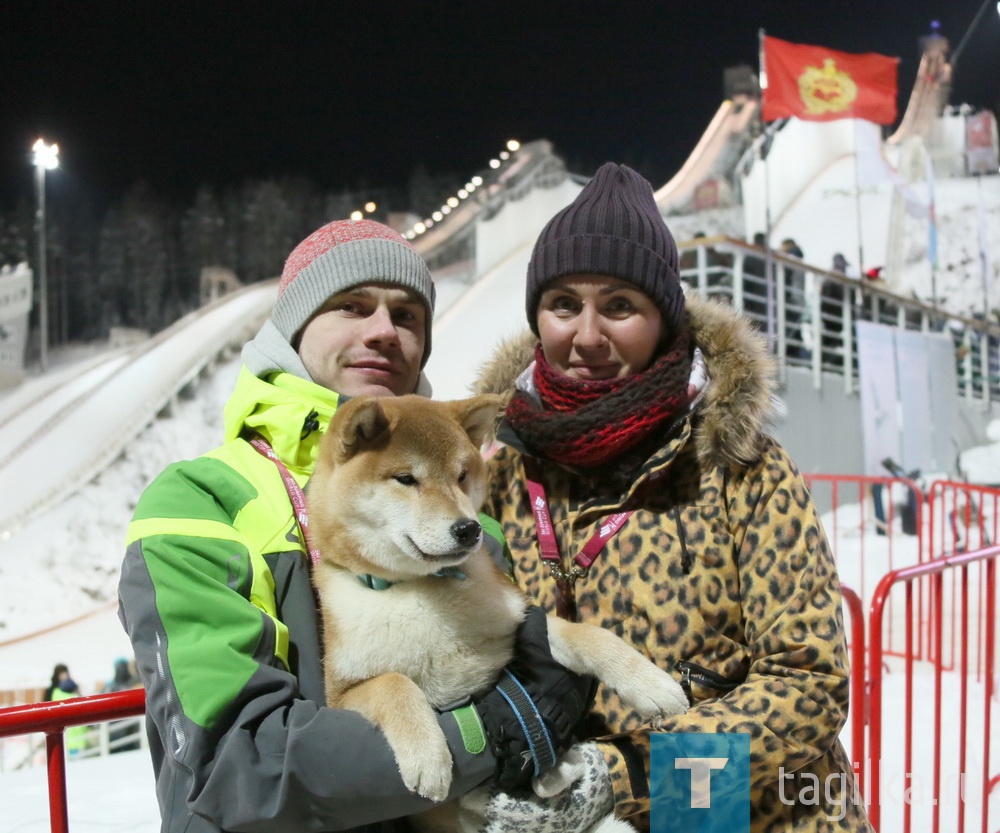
[651,734,749,832]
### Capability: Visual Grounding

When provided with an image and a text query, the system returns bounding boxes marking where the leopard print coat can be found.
[475,294,872,832]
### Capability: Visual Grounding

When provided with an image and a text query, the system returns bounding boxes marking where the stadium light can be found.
[31,138,59,373]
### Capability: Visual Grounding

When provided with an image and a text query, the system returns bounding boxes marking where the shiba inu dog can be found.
[308,393,687,831]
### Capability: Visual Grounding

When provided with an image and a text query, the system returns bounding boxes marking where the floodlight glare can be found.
[32,139,60,170]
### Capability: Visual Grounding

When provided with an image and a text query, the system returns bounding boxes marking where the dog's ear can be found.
[450,394,504,450]
[337,397,391,461]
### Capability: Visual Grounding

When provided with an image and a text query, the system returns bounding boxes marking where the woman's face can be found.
[536,274,663,381]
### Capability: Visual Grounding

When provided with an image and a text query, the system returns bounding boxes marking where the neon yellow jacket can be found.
[120,368,495,833]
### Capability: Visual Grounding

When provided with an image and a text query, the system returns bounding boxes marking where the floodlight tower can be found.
[32,138,59,373]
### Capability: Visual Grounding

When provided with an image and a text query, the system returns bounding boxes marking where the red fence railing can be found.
[0,688,145,833]
[867,545,999,832]
[841,584,867,790]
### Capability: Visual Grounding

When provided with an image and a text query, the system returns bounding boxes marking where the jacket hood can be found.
[223,366,342,474]
[242,319,315,381]
[472,292,777,469]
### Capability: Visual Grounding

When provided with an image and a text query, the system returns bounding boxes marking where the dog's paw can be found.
[614,664,689,720]
[397,728,454,802]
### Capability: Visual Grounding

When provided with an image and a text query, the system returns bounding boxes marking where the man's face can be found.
[297,284,426,397]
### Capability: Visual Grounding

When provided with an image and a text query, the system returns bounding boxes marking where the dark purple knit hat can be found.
[525,162,684,335]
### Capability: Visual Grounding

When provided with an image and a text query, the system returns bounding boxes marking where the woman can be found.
[43,663,90,755]
[475,164,871,832]
[43,663,74,702]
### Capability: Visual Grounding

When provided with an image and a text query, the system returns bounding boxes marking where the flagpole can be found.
[759,28,776,352]
[852,121,866,275]
[978,173,989,318]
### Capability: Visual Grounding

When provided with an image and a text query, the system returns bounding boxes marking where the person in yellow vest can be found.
[44,663,89,756]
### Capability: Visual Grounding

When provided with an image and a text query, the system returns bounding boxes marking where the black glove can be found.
[473,605,598,791]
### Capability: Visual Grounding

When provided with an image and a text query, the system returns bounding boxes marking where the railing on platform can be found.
[678,235,1000,400]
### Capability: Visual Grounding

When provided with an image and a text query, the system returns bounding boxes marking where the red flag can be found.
[762,35,899,124]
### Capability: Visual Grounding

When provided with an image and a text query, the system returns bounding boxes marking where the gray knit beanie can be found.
[273,219,436,367]
[525,162,683,335]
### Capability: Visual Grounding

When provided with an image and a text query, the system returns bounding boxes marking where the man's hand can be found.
[473,606,598,790]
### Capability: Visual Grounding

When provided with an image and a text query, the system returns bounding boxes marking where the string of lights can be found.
[398,139,521,239]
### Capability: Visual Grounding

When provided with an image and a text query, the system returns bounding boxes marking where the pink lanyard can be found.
[248,435,321,566]
[523,462,633,584]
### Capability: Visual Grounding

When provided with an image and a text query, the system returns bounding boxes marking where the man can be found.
[118,219,593,833]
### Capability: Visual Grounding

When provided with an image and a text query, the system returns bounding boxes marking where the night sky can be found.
[3,1,999,208]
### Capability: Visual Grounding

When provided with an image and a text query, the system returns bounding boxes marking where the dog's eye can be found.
[393,473,418,486]
[458,470,467,484]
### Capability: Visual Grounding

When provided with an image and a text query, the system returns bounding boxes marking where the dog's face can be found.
[309,394,504,580]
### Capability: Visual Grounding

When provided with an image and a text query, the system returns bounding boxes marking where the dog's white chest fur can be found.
[316,550,526,708]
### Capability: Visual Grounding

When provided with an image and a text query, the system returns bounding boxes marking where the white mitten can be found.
[455,742,634,833]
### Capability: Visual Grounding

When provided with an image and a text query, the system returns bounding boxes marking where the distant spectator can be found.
[859,266,893,323]
[821,253,855,367]
[44,663,89,755]
[741,231,769,324]
[780,238,809,360]
[43,663,74,702]
[102,657,141,693]
[680,231,732,299]
[102,657,143,753]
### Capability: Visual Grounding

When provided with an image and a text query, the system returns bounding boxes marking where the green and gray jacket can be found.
[119,360,496,833]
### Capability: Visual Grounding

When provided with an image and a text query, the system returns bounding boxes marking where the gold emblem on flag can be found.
[798,58,857,115]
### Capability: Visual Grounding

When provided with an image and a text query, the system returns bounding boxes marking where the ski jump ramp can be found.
[0,282,275,538]
[655,97,758,213]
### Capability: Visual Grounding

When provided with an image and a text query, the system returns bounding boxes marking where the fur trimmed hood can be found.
[472,292,777,470]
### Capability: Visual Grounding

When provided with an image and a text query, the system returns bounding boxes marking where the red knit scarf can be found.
[505,325,693,469]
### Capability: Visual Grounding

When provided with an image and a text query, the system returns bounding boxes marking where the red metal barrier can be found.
[841,585,868,790]
[925,481,1000,674]
[806,472,925,662]
[868,544,999,832]
[0,688,145,833]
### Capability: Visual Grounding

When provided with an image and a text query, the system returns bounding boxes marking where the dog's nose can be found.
[451,518,482,548]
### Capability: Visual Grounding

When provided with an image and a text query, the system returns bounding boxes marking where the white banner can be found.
[857,321,900,476]
[895,329,934,473]
[858,321,958,475]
